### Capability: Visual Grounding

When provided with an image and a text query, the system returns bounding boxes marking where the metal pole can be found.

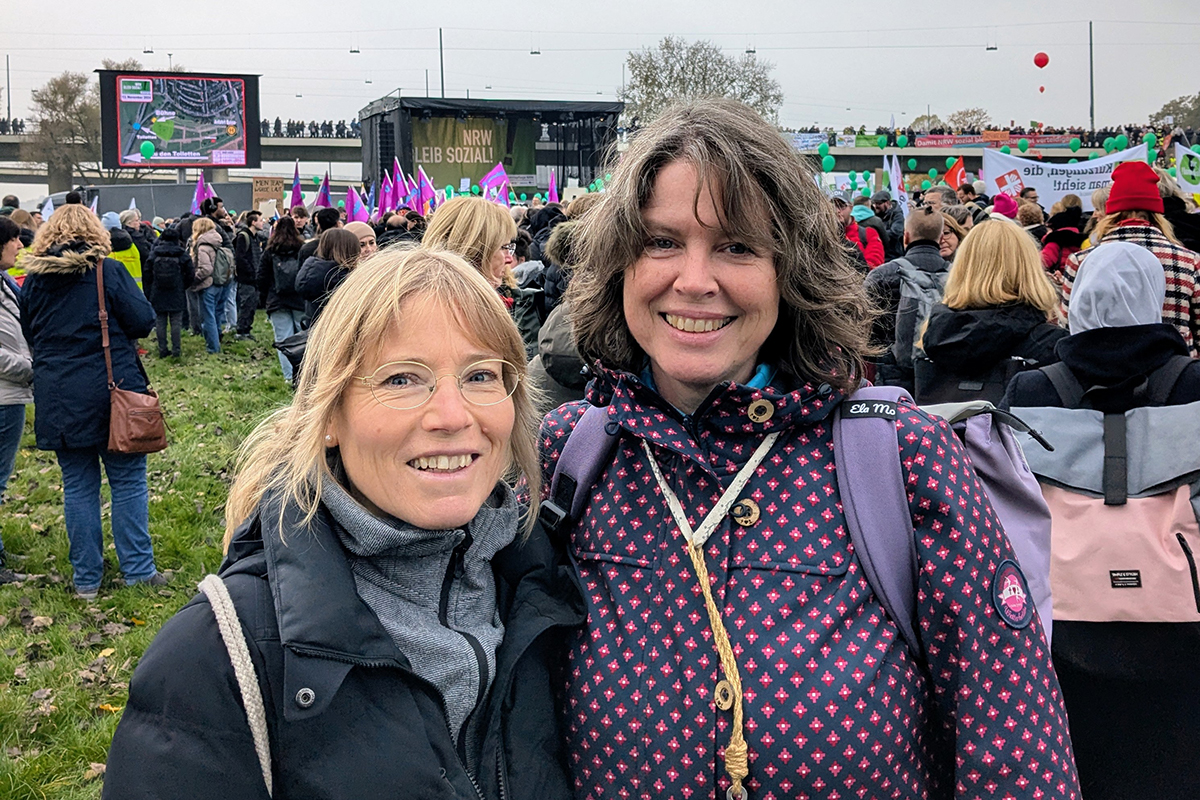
[425,69,429,98]
[439,28,445,99]
[6,55,10,123]
[176,168,186,185]
[1088,21,1095,133]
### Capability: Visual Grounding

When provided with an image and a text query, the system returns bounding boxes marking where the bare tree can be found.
[946,107,992,131]
[619,37,784,124]
[910,113,944,133]
[23,58,155,184]
[1150,93,1199,130]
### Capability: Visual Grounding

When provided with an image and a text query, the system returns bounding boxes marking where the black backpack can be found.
[273,254,301,297]
[914,356,1036,405]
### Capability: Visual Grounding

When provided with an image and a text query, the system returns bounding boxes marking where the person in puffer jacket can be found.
[539,98,1081,800]
[142,227,194,358]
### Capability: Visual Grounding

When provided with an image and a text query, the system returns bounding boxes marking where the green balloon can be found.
[1088,152,1100,160]
[921,180,932,191]
[848,170,857,180]
[1069,137,1081,152]
[817,142,830,157]
[821,154,836,172]
[596,178,605,189]
[877,135,887,149]
[1000,145,1011,155]
[1115,134,1129,149]
[534,193,542,201]
[337,200,345,208]
[897,134,909,148]
[1069,158,1079,164]
[862,187,872,197]
[519,193,527,201]
[313,176,321,185]
[446,185,454,194]
[1103,137,1115,152]
[927,168,938,179]
[1169,167,1178,178]
[508,191,516,201]
[1148,149,1158,164]
[471,185,481,195]
[1143,132,1157,148]
[945,157,957,169]
[1192,145,1200,154]
[907,158,918,170]
[1018,138,1029,153]
[605,173,612,181]
[139,140,155,159]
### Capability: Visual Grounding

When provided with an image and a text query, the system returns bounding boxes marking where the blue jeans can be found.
[56,447,156,591]
[268,308,306,381]
[201,284,229,353]
[223,279,238,331]
[0,404,24,499]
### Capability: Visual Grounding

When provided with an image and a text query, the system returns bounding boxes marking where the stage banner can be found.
[981,144,1147,212]
[412,116,536,190]
[1175,142,1200,199]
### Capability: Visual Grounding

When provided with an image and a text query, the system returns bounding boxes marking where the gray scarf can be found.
[320,475,518,768]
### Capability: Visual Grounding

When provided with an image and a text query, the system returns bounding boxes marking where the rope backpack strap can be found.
[198,574,273,797]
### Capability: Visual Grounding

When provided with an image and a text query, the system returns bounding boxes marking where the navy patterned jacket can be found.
[538,368,1080,800]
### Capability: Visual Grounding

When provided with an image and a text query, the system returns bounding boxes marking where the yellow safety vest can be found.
[110,246,143,287]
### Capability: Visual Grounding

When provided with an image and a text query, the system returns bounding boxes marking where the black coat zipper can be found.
[439,533,491,772]
[1176,533,1200,613]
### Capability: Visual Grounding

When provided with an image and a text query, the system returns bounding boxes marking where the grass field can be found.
[0,316,291,799]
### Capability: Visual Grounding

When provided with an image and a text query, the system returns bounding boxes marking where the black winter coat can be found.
[103,496,585,800]
[922,302,1067,374]
[257,244,306,314]
[234,226,263,284]
[19,244,155,450]
[125,224,154,271]
[863,241,949,388]
[295,256,349,325]
[877,203,906,260]
[1163,195,1200,255]
[143,241,195,315]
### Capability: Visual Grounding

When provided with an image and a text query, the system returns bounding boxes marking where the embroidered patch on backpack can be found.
[993,559,1034,629]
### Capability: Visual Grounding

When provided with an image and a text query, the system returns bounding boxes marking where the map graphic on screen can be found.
[117,74,247,167]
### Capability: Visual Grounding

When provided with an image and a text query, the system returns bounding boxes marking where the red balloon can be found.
[1034,52,1049,69]
[1039,85,1045,93]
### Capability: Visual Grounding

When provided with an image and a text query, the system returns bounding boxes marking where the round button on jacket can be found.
[730,498,760,527]
[714,679,735,711]
[295,687,316,708]
[747,399,774,423]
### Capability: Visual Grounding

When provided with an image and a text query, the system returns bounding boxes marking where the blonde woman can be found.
[104,248,580,799]
[422,197,540,353]
[18,205,163,600]
[918,220,1067,403]
[190,216,225,353]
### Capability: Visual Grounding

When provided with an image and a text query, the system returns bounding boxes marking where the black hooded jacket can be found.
[143,236,195,315]
[1163,195,1200,255]
[103,495,585,800]
[295,256,348,325]
[923,303,1067,374]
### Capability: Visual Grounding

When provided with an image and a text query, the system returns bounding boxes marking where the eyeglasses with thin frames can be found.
[355,359,520,410]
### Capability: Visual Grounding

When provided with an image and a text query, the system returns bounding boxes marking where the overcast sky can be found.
[8,0,1198,132]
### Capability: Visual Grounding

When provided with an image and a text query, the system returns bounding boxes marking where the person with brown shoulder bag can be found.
[18,205,169,602]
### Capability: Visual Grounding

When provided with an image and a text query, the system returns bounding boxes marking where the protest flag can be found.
[289,161,304,211]
[944,157,966,191]
[548,168,559,204]
[315,173,333,208]
[190,173,207,215]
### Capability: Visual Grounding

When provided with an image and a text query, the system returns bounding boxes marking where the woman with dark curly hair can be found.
[539,98,1080,800]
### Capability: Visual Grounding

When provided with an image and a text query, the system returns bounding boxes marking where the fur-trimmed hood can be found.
[22,242,108,276]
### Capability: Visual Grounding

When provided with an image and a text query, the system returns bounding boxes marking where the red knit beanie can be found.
[1106,161,1164,214]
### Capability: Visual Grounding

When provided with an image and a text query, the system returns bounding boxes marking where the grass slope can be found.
[0,316,290,799]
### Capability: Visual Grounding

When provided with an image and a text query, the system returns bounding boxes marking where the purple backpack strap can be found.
[539,404,620,533]
[832,386,925,663]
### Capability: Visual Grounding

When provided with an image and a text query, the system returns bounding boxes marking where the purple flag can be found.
[392,157,405,209]
[350,186,370,223]
[548,168,559,204]
[315,173,332,208]
[417,167,436,215]
[379,173,393,216]
[289,161,303,211]
[190,173,207,215]
[479,162,508,197]
[366,182,377,220]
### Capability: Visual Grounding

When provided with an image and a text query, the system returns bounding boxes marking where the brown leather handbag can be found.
[95,261,168,454]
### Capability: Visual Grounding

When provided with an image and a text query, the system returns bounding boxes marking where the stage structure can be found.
[358,96,622,196]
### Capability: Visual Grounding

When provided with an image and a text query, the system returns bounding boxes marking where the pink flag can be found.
[190,173,207,215]
[378,173,393,216]
[496,179,511,208]
[315,173,332,208]
[548,168,559,204]
[392,157,405,209]
[479,162,508,197]
[289,161,304,211]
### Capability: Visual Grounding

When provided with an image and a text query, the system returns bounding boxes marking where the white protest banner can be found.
[889,154,909,219]
[1175,142,1200,198]
[981,144,1147,211]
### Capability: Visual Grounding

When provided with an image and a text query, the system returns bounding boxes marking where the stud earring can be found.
[325,435,333,444]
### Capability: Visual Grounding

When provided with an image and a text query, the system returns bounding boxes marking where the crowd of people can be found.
[0,118,27,135]
[261,118,361,138]
[2,96,1200,800]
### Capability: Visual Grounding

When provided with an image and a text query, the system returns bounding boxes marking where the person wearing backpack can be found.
[143,227,194,359]
[190,217,228,354]
[915,220,1067,404]
[258,216,307,382]
[537,99,1080,800]
[864,206,950,391]
[1003,240,1200,800]
[232,211,264,340]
